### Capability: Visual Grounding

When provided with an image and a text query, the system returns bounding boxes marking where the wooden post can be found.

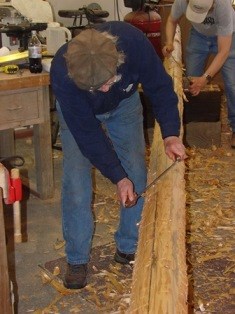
[129,26,188,313]
[33,85,54,199]
[0,129,15,157]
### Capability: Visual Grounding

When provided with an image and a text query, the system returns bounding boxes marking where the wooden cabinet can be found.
[0,71,54,199]
[0,88,44,129]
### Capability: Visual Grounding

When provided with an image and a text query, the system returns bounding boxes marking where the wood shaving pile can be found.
[185,146,235,313]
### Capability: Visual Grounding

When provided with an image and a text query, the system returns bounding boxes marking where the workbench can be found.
[0,70,54,199]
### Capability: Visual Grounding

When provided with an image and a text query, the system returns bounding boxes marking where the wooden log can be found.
[129,26,188,313]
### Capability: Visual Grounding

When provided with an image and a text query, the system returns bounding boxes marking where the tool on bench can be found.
[0,65,19,74]
[124,157,182,208]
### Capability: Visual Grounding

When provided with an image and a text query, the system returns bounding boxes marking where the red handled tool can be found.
[124,157,182,208]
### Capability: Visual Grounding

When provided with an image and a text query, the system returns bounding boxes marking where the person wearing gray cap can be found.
[50,21,186,290]
[162,0,235,148]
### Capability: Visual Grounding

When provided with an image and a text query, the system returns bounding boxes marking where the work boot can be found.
[114,249,135,265]
[64,263,88,289]
[231,133,235,149]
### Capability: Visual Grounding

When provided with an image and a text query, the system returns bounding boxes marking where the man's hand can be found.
[162,43,174,58]
[164,136,187,161]
[188,76,207,96]
[117,177,136,207]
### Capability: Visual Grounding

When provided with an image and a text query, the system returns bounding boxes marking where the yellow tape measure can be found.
[0,64,19,74]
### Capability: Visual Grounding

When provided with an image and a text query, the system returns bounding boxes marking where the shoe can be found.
[231,133,235,149]
[114,249,135,265]
[64,263,88,289]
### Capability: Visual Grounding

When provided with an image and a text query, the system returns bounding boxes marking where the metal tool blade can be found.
[124,157,181,208]
[140,157,181,197]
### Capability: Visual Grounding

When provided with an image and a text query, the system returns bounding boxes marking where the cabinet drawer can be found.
[0,87,44,129]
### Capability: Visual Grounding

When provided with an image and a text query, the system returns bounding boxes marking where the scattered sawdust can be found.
[185,146,235,313]
[39,243,133,313]
[53,239,65,251]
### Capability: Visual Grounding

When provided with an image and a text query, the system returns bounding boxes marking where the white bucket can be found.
[46,22,71,55]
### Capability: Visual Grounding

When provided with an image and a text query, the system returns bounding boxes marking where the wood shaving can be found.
[186,147,235,313]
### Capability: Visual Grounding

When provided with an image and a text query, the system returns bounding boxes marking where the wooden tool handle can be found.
[11,169,22,243]
[124,192,138,208]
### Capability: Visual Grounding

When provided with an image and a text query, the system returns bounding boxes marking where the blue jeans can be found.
[186,28,235,132]
[56,91,147,265]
